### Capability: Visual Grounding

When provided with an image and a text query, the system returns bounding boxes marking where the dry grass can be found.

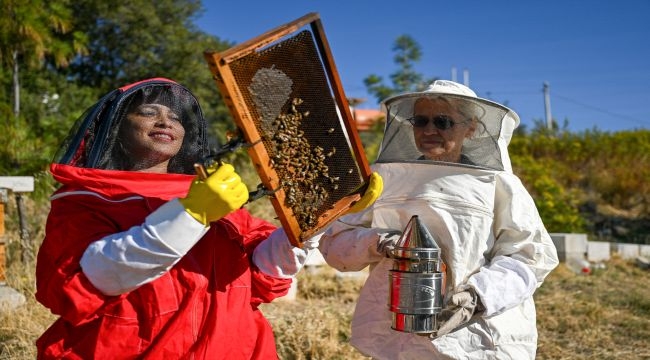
[1,196,649,359]
[535,257,650,360]
[0,260,55,359]
[261,267,369,360]
[262,257,650,360]
[2,254,650,359]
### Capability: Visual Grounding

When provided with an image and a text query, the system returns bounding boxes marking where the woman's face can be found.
[412,97,476,162]
[121,103,185,173]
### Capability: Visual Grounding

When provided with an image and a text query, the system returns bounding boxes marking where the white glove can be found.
[253,228,319,278]
[376,230,402,257]
[437,287,484,336]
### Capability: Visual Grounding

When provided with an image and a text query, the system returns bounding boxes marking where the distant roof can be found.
[352,108,384,131]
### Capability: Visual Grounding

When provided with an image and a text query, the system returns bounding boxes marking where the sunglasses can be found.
[407,115,461,130]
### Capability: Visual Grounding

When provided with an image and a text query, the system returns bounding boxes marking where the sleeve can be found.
[225,211,294,305]
[79,199,208,296]
[318,210,387,272]
[252,228,320,279]
[35,197,207,325]
[467,172,559,316]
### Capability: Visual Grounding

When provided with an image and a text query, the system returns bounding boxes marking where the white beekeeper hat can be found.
[383,80,519,125]
[377,80,521,172]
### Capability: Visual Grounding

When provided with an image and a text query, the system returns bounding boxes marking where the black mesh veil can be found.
[376,80,520,172]
[54,78,208,174]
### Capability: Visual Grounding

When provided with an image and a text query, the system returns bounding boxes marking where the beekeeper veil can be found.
[376,80,520,172]
[53,78,208,174]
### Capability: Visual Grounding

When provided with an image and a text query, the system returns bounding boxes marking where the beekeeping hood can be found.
[53,78,208,174]
[377,80,520,172]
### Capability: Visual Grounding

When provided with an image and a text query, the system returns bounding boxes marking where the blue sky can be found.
[196,1,650,133]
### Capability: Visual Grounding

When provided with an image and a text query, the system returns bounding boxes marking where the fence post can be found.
[0,189,7,284]
[0,177,33,310]
[14,193,31,264]
[0,177,35,282]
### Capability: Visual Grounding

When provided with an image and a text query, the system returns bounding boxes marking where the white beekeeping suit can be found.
[319,80,559,359]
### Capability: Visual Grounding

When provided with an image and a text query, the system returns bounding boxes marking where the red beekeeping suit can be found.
[34,78,293,359]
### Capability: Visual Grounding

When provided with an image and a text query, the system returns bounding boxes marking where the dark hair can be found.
[101,83,205,174]
[54,79,207,174]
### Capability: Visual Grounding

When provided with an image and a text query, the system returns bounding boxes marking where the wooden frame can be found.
[204,13,371,247]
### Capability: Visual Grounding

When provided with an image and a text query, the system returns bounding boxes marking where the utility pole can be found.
[543,82,553,130]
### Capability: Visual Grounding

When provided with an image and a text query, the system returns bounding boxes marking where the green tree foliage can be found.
[510,127,650,243]
[0,0,88,184]
[0,0,236,186]
[359,120,385,163]
[510,147,586,233]
[0,0,87,115]
[66,0,234,147]
[363,34,437,103]
[68,0,203,88]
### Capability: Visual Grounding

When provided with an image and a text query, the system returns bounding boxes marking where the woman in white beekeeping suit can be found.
[319,80,559,359]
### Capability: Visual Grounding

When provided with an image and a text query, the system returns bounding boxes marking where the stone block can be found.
[275,278,298,302]
[640,245,650,258]
[587,241,610,262]
[613,243,640,259]
[550,233,588,262]
[637,256,650,270]
[305,249,327,267]
[0,285,26,310]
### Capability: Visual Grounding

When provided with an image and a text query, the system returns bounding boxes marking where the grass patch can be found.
[2,231,649,359]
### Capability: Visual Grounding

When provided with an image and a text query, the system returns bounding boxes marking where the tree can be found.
[0,0,86,120]
[363,34,437,103]
[0,0,88,181]
[66,0,234,147]
[68,1,220,88]
[1,0,237,178]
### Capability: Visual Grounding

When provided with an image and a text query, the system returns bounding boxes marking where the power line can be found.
[553,93,650,127]
[479,86,649,128]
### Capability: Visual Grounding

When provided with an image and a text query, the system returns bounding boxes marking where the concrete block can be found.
[550,233,588,262]
[335,270,368,279]
[0,176,34,192]
[275,278,298,302]
[587,241,611,262]
[640,245,650,257]
[614,243,640,259]
[305,249,327,267]
[637,256,650,270]
[562,252,588,264]
[0,285,26,310]
[550,233,588,253]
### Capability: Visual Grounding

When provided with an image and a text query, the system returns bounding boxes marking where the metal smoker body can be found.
[388,215,444,334]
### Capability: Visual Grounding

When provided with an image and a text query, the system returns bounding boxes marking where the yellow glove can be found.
[348,172,383,214]
[179,163,249,225]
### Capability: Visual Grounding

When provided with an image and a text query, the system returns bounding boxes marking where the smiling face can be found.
[412,97,477,162]
[119,103,185,173]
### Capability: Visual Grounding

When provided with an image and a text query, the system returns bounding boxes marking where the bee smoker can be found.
[387,215,444,335]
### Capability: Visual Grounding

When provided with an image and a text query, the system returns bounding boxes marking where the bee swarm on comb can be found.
[267,98,340,230]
